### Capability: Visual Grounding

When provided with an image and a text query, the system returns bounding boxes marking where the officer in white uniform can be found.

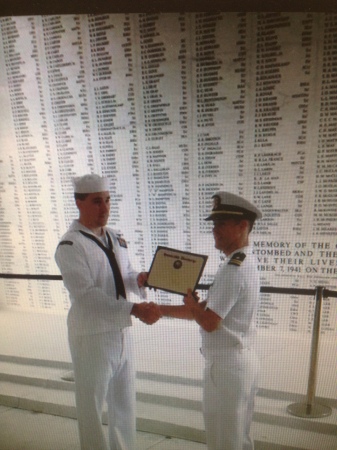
[55,174,161,450]
[160,191,262,450]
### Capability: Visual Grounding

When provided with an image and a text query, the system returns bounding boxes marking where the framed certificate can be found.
[147,246,208,295]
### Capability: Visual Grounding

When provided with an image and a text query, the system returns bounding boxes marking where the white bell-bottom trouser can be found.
[202,348,260,450]
[69,328,136,450]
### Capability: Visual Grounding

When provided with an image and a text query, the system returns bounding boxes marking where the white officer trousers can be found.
[68,328,136,450]
[202,348,260,450]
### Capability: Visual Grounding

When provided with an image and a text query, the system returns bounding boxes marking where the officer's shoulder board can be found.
[228,252,246,267]
[57,240,73,248]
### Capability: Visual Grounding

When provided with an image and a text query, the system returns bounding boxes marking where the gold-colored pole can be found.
[307,285,324,413]
[287,286,332,418]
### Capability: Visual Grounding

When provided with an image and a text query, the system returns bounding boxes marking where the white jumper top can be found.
[55,220,143,336]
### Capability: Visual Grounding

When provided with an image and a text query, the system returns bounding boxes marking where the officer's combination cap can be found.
[205,191,262,221]
[73,174,109,194]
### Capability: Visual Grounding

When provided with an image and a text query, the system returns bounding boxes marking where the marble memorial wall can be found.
[0,13,337,334]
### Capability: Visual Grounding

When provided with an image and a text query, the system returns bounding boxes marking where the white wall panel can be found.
[0,13,336,334]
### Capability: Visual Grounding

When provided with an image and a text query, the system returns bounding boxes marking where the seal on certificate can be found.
[173,260,183,269]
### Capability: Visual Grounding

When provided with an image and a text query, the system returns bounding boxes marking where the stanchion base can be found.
[287,402,332,418]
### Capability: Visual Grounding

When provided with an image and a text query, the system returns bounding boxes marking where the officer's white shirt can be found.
[201,245,260,356]
[55,220,143,336]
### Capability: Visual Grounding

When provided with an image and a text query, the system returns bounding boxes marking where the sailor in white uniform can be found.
[55,174,161,450]
[160,191,262,450]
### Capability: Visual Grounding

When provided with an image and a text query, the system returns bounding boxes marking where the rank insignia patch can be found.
[58,240,73,247]
[228,252,246,266]
[117,237,128,248]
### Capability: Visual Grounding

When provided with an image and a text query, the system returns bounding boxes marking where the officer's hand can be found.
[183,289,199,308]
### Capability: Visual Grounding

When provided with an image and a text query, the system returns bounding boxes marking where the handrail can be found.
[0,273,62,280]
[198,283,317,296]
[1,275,337,298]
[1,273,336,418]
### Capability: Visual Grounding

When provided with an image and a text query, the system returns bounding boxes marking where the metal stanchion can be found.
[287,286,332,418]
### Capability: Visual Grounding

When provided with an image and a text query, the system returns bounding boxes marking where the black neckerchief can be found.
[79,230,126,300]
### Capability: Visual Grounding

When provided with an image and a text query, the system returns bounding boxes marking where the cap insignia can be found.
[212,195,221,210]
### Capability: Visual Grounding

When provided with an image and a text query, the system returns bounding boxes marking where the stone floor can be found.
[1,309,337,450]
[0,405,206,450]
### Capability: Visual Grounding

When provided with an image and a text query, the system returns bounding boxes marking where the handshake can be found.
[131,302,162,325]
